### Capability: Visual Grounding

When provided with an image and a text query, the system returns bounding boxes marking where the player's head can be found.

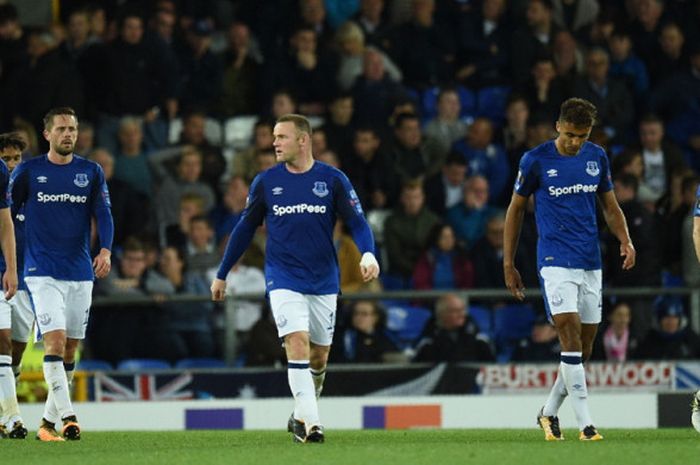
[555,98,596,156]
[273,114,312,165]
[43,106,79,156]
[0,131,26,172]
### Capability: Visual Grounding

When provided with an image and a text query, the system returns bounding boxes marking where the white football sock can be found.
[0,355,20,423]
[560,352,594,430]
[542,365,567,416]
[288,360,320,428]
[46,362,75,424]
[310,367,326,399]
[42,356,75,421]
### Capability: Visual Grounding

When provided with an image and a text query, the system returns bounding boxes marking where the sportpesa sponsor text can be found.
[548,184,598,197]
[37,192,88,203]
[272,203,327,216]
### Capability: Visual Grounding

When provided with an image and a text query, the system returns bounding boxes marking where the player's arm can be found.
[694,216,700,263]
[0,207,17,300]
[599,190,635,270]
[212,175,267,300]
[8,160,29,214]
[91,165,114,278]
[334,175,379,282]
[503,192,527,300]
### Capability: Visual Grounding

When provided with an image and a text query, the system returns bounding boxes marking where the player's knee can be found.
[0,333,11,355]
[284,332,310,359]
[309,348,329,369]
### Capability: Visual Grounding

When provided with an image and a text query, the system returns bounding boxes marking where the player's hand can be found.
[360,252,380,282]
[93,248,112,279]
[620,242,636,270]
[211,278,227,301]
[2,269,17,300]
[504,265,525,301]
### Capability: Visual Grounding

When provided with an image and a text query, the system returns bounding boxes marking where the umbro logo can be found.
[547,169,558,177]
[37,176,48,183]
[272,186,283,195]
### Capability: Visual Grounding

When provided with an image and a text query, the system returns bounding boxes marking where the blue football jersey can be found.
[9,155,114,281]
[694,185,700,216]
[0,207,27,290]
[216,162,375,294]
[514,140,612,270]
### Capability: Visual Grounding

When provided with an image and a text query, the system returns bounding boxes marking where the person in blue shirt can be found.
[211,114,379,444]
[0,132,28,439]
[10,107,114,442]
[503,98,635,442]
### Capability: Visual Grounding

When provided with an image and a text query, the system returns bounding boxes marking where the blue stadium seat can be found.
[116,359,171,371]
[476,85,511,124]
[421,86,477,122]
[468,304,493,340]
[175,358,227,369]
[76,359,113,371]
[493,304,536,362]
[383,301,432,349]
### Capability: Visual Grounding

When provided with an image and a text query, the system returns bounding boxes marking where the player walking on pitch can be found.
[10,107,113,441]
[503,98,635,441]
[211,114,379,443]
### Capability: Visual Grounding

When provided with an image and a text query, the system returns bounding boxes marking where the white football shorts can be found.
[539,266,602,324]
[25,277,93,339]
[268,289,337,345]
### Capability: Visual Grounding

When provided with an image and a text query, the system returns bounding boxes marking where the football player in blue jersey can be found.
[211,114,380,443]
[503,98,635,441]
[0,133,30,439]
[0,135,20,438]
[10,107,114,441]
[693,185,700,262]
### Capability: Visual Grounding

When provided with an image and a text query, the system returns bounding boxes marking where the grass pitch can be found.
[4,429,698,465]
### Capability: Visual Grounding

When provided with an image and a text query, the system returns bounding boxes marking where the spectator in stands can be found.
[74,121,95,155]
[154,246,215,361]
[89,148,150,248]
[385,0,455,89]
[629,0,669,73]
[151,146,216,229]
[322,92,357,160]
[183,215,219,277]
[244,305,286,367]
[149,5,177,47]
[316,149,341,168]
[607,28,650,103]
[352,0,391,49]
[423,88,469,166]
[165,192,205,251]
[59,8,100,64]
[471,212,509,288]
[391,113,437,180]
[86,10,179,150]
[351,47,409,129]
[113,116,152,196]
[231,119,274,182]
[550,0,599,39]
[219,22,261,117]
[414,293,494,363]
[660,174,699,280]
[0,4,27,129]
[412,223,475,290]
[331,300,398,363]
[592,301,639,362]
[175,20,223,114]
[269,89,298,120]
[635,296,700,360]
[424,151,468,217]
[263,25,336,116]
[343,126,396,210]
[455,0,511,88]
[446,175,500,249]
[210,176,248,244]
[649,21,689,87]
[573,47,634,144]
[297,0,335,47]
[452,119,510,205]
[518,55,567,123]
[551,30,583,95]
[512,316,560,362]
[334,21,401,92]
[633,114,687,202]
[176,111,226,194]
[383,180,441,288]
[510,0,561,84]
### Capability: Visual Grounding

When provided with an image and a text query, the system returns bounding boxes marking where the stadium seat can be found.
[169,117,224,146]
[223,115,258,149]
[476,85,511,124]
[383,302,432,349]
[493,304,536,362]
[468,304,494,340]
[175,358,227,369]
[421,86,477,122]
[116,358,171,371]
[76,359,113,371]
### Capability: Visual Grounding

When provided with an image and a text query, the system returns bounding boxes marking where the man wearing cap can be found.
[634,296,700,360]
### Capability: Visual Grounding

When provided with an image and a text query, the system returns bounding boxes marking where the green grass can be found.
[4,429,699,465]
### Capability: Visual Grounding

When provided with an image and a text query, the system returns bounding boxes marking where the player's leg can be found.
[43,337,80,431]
[0,322,27,438]
[309,342,329,399]
[269,290,319,442]
[10,290,34,383]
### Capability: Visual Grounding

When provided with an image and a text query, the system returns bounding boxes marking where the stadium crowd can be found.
[1,0,700,366]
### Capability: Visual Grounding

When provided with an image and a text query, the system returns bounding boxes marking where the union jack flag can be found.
[94,373,194,402]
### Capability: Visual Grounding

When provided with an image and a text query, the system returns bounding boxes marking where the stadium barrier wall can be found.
[19,393,661,431]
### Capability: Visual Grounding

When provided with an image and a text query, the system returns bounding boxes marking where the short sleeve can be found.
[514,151,539,197]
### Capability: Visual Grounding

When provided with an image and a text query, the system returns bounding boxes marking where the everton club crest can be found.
[312,181,328,197]
[585,161,599,177]
[74,173,89,187]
